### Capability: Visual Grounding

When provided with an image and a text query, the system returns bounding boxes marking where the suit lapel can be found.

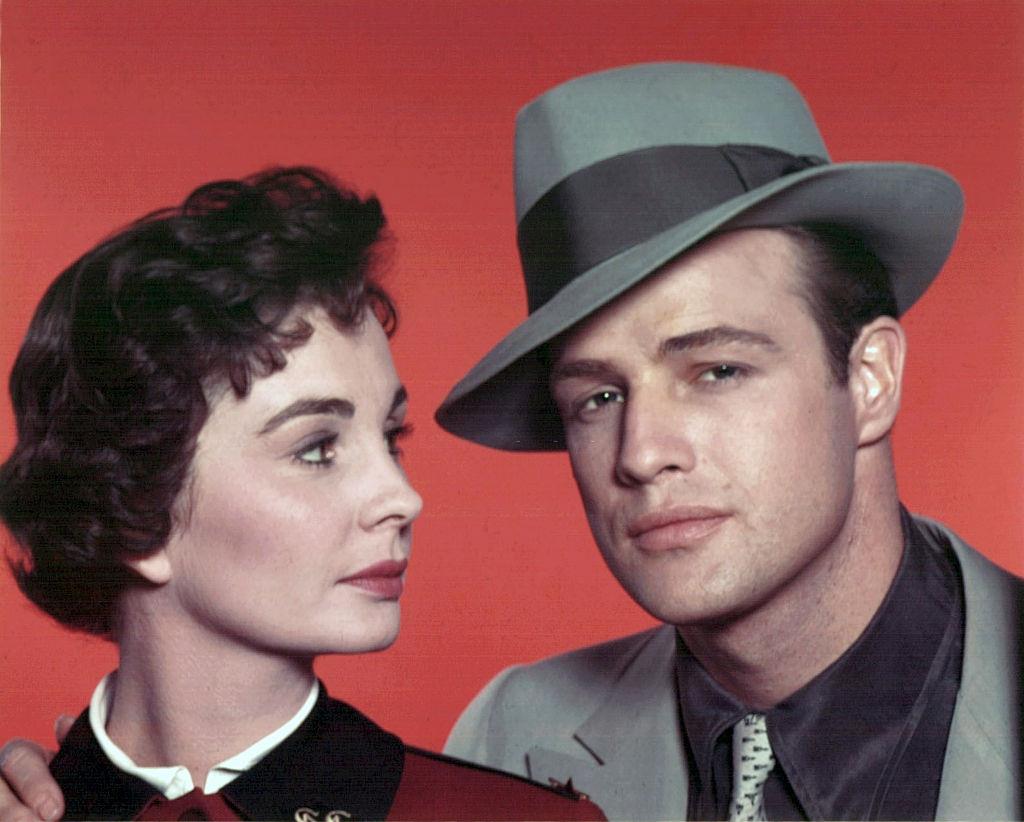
[525,625,689,820]
[924,520,1022,819]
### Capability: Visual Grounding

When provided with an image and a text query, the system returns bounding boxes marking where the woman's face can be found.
[153,308,423,657]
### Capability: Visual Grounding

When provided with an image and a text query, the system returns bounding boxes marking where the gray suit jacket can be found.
[445,517,1022,820]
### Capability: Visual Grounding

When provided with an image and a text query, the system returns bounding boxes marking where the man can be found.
[433,64,1021,820]
[1,63,1020,821]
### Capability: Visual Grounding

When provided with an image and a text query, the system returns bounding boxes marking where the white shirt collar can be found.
[88,671,320,799]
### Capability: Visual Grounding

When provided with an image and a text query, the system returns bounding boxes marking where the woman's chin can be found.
[309,610,403,656]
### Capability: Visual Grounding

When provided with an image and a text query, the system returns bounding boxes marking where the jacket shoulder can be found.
[912,515,1023,819]
[912,514,1023,624]
[49,709,160,818]
[444,626,674,772]
[386,746,605,820]
[473,626,671,718]
[913,514,1023,584]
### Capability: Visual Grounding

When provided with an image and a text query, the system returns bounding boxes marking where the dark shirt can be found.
[678,507,964,820]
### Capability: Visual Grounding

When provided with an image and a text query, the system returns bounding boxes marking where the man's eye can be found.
[697,364,744,382]
[579,389,625,413]
[295,437,337,468]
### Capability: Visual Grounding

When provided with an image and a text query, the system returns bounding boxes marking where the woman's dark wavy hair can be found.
[0,166,394,637]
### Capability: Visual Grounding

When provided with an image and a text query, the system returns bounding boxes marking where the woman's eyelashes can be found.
[290,421,413,469]
[386,422,414,457]
[294,434,339,468]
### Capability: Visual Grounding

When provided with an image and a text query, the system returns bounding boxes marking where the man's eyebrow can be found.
[660,325,780,355]
[549,359,619,384]
[549,326,780,384]
[259,397,355,435]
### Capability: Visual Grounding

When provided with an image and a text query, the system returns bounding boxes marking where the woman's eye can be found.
[295,437,337,468]
[579,389,624,413]
[386,423,414,457]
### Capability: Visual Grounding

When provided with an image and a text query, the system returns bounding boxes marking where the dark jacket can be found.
[50,687,605,820]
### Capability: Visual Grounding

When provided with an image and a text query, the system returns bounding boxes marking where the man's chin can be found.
[619,576,757,630]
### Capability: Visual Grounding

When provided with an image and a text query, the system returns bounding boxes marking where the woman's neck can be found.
[106,600,317,789]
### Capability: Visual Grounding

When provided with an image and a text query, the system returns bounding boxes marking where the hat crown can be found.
[515,62,830,220]
[437,62,962,451]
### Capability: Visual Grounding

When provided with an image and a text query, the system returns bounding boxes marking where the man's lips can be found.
[339,559,408,599]
[626,507,730,552]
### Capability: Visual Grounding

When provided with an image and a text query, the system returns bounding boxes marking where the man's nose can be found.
[615,385,697,486]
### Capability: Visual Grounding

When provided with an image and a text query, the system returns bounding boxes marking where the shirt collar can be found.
[89,671,320,798]
[55,684,407,820]
[675,637,746,802]
[676,506,961,819]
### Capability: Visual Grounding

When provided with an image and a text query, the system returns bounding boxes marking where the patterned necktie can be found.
[728,713,775,822]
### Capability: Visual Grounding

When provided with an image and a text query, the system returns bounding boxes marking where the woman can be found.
[0,168,602,820]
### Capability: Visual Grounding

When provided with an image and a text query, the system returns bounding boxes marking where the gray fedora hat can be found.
[435,62,963,451]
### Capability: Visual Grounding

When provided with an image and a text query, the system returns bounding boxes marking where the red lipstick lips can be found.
[340,559,407,599]
[627,507,729,552]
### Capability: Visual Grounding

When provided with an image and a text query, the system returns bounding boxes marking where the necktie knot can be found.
[728,713,775,822]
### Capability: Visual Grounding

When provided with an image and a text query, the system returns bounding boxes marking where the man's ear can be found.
[848,316,906,446]
[124,548,173,585]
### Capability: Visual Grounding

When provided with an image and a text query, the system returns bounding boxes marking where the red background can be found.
[2,1,1022,751]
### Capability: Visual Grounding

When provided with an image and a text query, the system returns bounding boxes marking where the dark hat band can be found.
[517,144,826,312]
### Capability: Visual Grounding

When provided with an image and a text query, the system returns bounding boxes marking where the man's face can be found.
[550,228,862,629]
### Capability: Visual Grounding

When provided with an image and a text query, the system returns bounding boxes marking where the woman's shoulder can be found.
[387,745,606,820]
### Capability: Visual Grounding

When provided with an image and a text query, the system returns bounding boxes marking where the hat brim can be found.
[436,161,963,451]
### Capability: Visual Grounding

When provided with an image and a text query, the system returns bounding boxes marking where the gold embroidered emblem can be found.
[294,808,352,822]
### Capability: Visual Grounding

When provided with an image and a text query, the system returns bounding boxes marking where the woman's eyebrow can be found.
[390,386,409,415]
[259,397,355,435]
